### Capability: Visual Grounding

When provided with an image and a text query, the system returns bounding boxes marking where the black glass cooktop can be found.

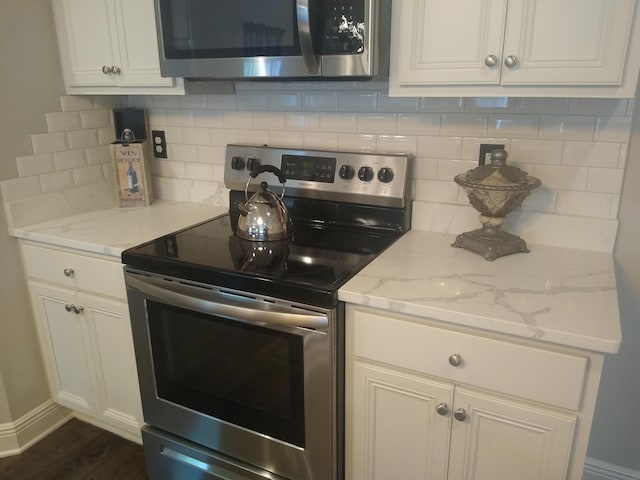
[122,213,403,308]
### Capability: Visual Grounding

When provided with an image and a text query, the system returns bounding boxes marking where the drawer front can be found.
[21,244,126,299]
[351,308,587,410]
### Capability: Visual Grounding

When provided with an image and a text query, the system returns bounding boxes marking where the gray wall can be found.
[587,87,640,470]
[0,0,66,422]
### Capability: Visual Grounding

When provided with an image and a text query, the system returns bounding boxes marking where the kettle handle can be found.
[249,165,287,184]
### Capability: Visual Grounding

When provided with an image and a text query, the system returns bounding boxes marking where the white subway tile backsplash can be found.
[510,139,563,165]
[556,190,612,217]
[185,162,215,181]
[569,98,628,116]
[515,98,570,115]
[270,130,303,147]
[285,112,319,130]
[223,111,253,129]
[441,114,487,137]
[302,92,338,111]
[539,115,596,141]
[53,149,86,170]
[196,145,225,164]
[397,114,440,135]
[60,95,95,112]
[414,180,459,203]
[209,128,239,147]
[161,126,183,144]
[152,96,180,109]
[167,144,198,162]
[166,108,195,126]
[237,129,269,145]
[237,92,269,110]
[586,168,624,193]
[147,108,168,126]
[487,114,540,138]
[610,194,621,218]
[17,154,55,177]
[46,112,82,132]
[182,127,211,146]
[460,137,512,161]
[464,97,515,113]
[319,112,357,132]
[73,164,106,186]
[417,136,462,159]
[80,110,112,129]
[338,91,377,112]
[595,116,633,142]
[31,132,68,154]
[378,94,419,113]
[206,94,238,110]
[376,135,417,154]
[533,164,588,191]
[301,132,338,150]
[419,97,464,113]
[40,170,74,192]
[156,159,187,178]
[519,187,557,213]
[1,176,42,201]
[85,145,111,165]
[178,94,208,110]
[563,141,620,168]
[193,110,224,128]
[253,111,286,130]
[337,133,376,152]
[436,159,477,181]
[357,113,398,134]
[97,127,116,145]
[268,92,302,111]
[67,129,99,150]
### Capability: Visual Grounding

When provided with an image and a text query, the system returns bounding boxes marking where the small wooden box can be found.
[111,141,154,207]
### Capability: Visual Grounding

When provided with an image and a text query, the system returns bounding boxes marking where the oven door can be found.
[125,268,339,480]
[154,0,378,79]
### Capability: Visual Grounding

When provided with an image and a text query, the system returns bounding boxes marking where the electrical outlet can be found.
[152,130,167,158]
[478,143,504,165]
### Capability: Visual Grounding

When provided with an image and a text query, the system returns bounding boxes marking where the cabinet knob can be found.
[65,303,73,312]
[111,65,121,75]
[504,55,518,68]
[448,353,463,367]
[63,268,75,277]
[454,408,467,422]
[102,65,112,75]
[64,304,83,314]
[484,54,499,67]
[435,402,449,416]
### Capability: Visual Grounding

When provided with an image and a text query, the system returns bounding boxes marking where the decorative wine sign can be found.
[111,140,154,207]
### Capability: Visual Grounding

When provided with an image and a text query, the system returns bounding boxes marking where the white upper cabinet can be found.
[389,0,640,97]
[53,0,184,95]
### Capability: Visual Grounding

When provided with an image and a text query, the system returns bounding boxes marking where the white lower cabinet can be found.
[22,242,142,441]
[346,306,602,480]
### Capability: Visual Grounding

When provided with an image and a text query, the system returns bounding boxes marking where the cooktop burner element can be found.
[122,144,413,308]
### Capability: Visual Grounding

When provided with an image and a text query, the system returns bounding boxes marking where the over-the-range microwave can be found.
[154,0,391,80]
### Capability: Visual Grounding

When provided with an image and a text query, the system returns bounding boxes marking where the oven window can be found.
[147,301,306,447]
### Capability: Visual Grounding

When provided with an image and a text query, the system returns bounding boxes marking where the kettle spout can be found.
[235,201,249,217]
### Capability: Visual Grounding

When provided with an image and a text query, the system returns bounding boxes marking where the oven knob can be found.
[246,157,260,172]
[339,164,355,180]
[357,166,374,182]
[377,167,394,183]
[231,156,245,170]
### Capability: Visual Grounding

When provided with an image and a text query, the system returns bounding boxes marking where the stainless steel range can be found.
[122,144,412,480]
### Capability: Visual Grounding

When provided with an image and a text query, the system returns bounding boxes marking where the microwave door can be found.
[155,0,320,79]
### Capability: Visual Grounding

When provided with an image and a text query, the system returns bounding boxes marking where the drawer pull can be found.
[448,353,463,367]
[453,408,467,422]
[64,304,84,315]
[435,402,449,416]
[63,268,75,277]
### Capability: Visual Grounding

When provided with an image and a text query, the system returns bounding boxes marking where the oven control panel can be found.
[224,144,412,208]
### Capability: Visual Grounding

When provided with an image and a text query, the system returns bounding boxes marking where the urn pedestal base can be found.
[451,228,530,261]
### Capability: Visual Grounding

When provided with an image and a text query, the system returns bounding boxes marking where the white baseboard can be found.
[584,457,640,480]
[0,400,71,458]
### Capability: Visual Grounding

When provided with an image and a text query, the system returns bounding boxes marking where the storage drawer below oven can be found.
[142,427,289,480]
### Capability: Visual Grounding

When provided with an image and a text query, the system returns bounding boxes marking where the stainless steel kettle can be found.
[235,165,292,241]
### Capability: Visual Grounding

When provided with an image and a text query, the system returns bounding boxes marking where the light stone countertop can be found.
[339,230,621,354]
[11,201,228,258]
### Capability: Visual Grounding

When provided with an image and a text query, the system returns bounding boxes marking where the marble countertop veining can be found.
[11,201,228,258]
[339,230,621,354]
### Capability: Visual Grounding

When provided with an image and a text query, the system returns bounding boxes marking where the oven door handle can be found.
[126,274,329,329]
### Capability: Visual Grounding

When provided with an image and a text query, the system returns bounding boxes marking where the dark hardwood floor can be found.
[0,418,148,480]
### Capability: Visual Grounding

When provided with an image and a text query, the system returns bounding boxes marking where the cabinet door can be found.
[111,0,175,87]
[349,361,453,480]
[392,0,508,85]
[502,0,636,86]
[447,388,576,480]
[53,0,118,87]
[81,292,143,434]
[30,283,97,414]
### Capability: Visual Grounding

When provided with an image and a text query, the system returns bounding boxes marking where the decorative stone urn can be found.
[452,149,541,261]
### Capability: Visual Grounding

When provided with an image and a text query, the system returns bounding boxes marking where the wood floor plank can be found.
[0,419,148,480]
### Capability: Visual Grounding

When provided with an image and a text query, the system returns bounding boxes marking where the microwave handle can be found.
[126,273,329,329]
[296,0,319,73]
